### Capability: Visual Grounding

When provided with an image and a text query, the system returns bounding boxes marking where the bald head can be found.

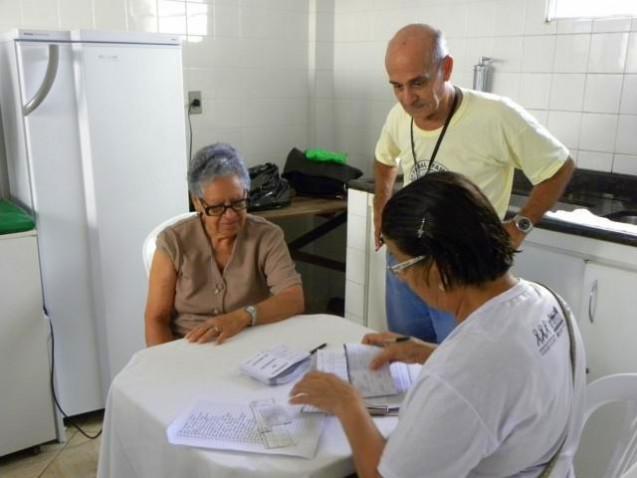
[386,24,448,70]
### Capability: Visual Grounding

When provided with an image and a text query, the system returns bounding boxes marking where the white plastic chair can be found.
[142,212,197,276]
[581,373,637,478]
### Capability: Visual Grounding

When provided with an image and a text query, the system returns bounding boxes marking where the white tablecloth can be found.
[97,314,398,478]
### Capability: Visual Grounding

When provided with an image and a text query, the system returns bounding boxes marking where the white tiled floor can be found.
[0,412,103,478]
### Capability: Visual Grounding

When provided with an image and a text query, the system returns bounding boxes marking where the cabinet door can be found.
[577,262,637,380]
[511,242,585,319]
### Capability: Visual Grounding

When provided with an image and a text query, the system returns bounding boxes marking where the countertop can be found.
[348,169,637,247]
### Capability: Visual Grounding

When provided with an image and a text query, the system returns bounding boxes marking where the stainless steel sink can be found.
[604,210,637,225]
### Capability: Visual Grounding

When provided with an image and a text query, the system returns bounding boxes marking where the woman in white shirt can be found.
[290,171,586,478]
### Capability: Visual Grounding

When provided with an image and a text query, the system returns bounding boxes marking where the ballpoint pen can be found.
[309,342,327,354]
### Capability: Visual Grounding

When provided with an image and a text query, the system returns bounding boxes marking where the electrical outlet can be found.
[188,91,202,115]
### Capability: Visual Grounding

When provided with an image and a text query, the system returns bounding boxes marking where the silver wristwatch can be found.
[245,305,258,327]
[512,214,534,234]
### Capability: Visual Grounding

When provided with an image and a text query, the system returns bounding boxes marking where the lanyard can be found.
[410,86,461,179]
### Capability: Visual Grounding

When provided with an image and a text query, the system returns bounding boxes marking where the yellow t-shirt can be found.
[374,88,569,218]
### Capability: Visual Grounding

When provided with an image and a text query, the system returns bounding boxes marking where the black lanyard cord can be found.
[410,86,461,178]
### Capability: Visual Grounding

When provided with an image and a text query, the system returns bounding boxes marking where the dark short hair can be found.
[381,172,515,289]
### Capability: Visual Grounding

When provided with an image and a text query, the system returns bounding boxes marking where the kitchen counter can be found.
[348,169,637,247]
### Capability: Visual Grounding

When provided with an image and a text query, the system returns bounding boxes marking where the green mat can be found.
[0,200,35,235]
[305,148,348,165]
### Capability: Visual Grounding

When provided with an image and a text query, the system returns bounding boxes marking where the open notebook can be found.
[307,343,422,415]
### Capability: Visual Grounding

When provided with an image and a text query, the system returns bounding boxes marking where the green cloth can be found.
[0,200,35,235]
[305,148,348,164]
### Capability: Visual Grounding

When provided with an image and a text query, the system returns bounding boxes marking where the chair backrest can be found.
[142,212,197,276]
[581,373,637,478]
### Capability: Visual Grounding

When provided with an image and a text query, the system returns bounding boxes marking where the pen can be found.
[309,343,327,355]
[383,336,410,346]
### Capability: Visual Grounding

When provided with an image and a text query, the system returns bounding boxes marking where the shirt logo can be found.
[409,160,448,181]
[533,306,565,355]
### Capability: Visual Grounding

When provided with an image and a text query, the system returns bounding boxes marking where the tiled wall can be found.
[0,0,310,175]
[309,0,637,177]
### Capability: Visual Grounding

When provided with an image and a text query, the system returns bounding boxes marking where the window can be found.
[547,0,637,20]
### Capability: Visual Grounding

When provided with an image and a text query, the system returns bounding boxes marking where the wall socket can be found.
[188,91,202,114]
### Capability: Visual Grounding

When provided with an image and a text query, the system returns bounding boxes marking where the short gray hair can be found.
[187,143,250,197]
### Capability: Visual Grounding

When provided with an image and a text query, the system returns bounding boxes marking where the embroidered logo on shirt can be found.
[532,306,565,355]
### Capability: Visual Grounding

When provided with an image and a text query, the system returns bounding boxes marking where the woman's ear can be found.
[191,194,203,214]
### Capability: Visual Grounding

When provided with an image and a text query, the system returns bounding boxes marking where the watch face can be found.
[515,216,533,233]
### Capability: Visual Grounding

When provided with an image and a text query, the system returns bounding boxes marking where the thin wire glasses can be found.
[387,255,427,275]
[200,197,248,216]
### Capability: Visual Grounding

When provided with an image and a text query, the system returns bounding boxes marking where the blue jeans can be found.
[385,253,457,344]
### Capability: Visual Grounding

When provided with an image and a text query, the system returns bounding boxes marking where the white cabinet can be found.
[511,242,586,319]
[0,230,58,456]
[577,262,637,380]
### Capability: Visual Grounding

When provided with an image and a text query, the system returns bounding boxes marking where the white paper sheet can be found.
[166,400,324,459]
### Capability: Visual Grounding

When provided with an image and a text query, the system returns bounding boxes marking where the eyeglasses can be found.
[387,255,427,275]
[199,197,248,216]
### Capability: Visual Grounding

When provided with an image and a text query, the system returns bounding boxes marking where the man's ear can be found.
[442,55,454,82]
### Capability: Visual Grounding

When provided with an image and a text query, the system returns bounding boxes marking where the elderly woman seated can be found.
[145,143,304,346]
[291,172,586,478]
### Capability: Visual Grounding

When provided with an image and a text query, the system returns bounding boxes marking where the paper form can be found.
[167,400,324,458]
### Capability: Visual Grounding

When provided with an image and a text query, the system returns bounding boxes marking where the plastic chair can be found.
[581,373,637,478]
[142,212,197,276]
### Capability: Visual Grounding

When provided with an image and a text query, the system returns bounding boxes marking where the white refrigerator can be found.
[0,29,188,415]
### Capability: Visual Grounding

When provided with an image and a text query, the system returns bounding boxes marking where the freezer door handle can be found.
[23,44,59,116]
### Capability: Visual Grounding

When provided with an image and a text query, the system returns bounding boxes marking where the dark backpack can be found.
[247,163,292,212]
[282,148,363,199]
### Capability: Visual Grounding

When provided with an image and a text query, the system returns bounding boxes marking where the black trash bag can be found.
[282,148,363,199]
[247,163,292,212]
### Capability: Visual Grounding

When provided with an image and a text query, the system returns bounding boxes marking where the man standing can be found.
[375,24,575,343]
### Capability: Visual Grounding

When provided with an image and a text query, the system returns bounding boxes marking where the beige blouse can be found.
[155,214,302,337]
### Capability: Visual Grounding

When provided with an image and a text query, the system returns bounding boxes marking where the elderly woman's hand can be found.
[289,372,363,418]
[185,309,251,344]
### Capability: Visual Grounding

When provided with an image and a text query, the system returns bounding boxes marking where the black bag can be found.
[247,163,292,212]
[282,148,363,199]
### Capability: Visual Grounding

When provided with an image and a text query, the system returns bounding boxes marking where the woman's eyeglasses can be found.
[200,197,248,216]
[387,255,427,275]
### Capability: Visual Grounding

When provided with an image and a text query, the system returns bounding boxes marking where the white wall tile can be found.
[524,0,556,35]
[627,33,637,73]
[94,0,127,31]
[522,36,556,72]
[549,74,585,111]
[334,11,373,42]
[554,34,590,73]
[613,154,637,175]
[577,150,613,171]
[583,74,623,113]
[434,3,468,39]
[579,113,618,152]
[588,33,629,73]
[492,37,523,72]
[491,72,520,99]
[346,247,366,284]
[518,73,552,109]
[0,0,21,27]
[620,75,637,114]
[214,5,241,38]
[494,0,526,37]
[556,19,592,34]
[465,37,495,79]
[592,17,632,33]
[21,0,59,28]
[615,115,637,155]
[348,189,368,217]
[345,279,365,318]
[347,212,367,251]
[466,1,496,38]
[59,0,94,29]
[547,111,581,149]
[158,0,186,35]
[527,108,548,126]
[126,0,157,33]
